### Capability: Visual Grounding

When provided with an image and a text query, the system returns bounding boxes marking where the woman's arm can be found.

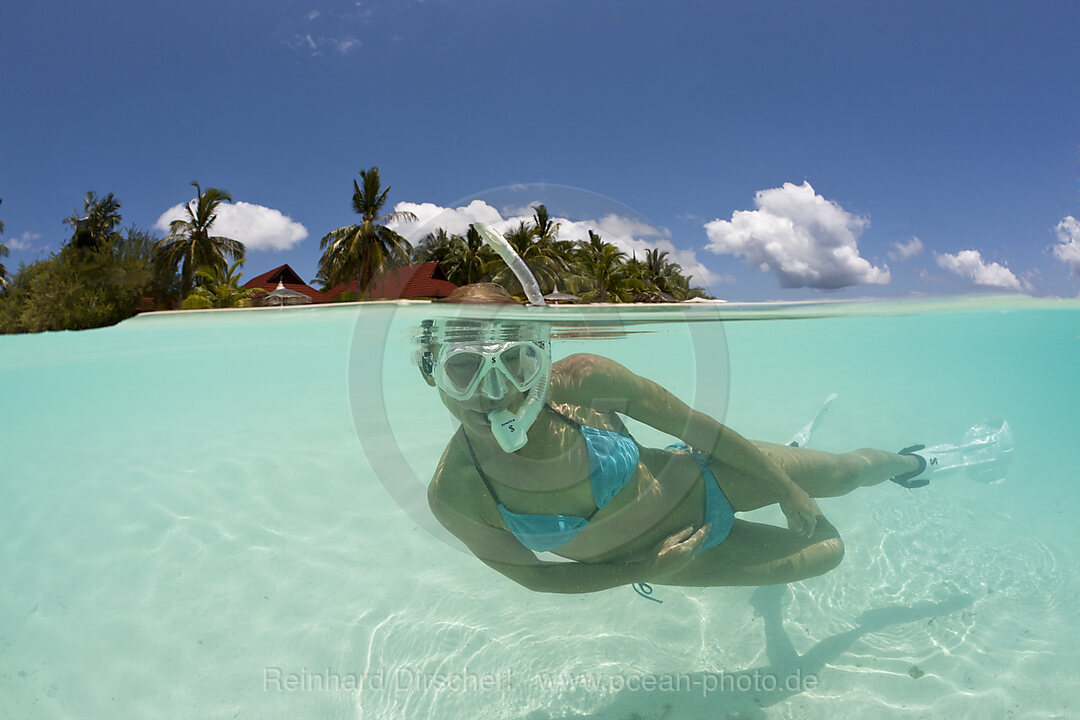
[428,466,709,593]
[481,555,647,594]
[475,525,710,594]
[560,354,819,537]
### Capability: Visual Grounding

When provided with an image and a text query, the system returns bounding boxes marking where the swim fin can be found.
[787,393,838,448]
[890,418,1014,488]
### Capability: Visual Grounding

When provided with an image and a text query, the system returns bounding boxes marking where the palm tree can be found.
[64,191,123,251]
[182,259,260,309]
[0,204,7,291]
[531,204,559,245]
[530,204,579,285]
[154,182,244,301]
[487,220,564,297]
[413,227,455,266]
[0,197,8,288]
[317,167,417,299]
[664,272,711,301]
[573,230,633,303]
[446,226,494,286]
[414,226,496,286]
[625,248,711,300]
[641,248,674,289]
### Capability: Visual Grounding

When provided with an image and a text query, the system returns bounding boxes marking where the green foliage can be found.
[415,205,712,303]
[413,226,495,286]
[0,196,8,288]
[486,207,569,297]
[317,167,416,298]
[572,229,633,302]
[154,182,244,301]
[182,259,260,309]
[64,191,123,250]
[0,221,175,334]
[180,294,214,310]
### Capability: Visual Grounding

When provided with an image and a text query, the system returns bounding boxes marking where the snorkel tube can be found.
[473,222,547,308]
[471,221,549,453]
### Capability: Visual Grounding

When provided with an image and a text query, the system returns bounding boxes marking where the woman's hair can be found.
[439,283,521,305]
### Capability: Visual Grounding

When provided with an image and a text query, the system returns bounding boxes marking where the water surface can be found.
[1,297,1077,719]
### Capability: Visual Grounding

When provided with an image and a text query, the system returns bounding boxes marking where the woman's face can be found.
[419,321,549,434]
[430,341,537,430]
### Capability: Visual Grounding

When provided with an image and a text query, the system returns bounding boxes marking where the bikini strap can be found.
[458,423,602,521]
[458,430,503,504]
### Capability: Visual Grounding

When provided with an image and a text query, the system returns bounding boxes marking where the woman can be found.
[419,284,934,594]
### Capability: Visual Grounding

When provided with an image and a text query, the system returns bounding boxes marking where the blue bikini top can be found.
[463,404,641,552]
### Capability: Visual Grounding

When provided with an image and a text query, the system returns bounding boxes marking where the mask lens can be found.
[499,343,543,389]
[442,351,486,395]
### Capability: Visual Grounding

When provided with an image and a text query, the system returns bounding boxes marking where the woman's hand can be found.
[642,524,710,578]
[779,485,819,537]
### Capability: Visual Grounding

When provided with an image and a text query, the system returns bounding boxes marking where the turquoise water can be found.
[1,297,1078,719]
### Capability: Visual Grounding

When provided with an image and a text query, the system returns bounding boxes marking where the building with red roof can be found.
[243,262,457,303]
[242,264,324,302]
[358,261,458,300]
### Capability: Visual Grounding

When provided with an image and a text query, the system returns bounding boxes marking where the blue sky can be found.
[1,0,1077,300]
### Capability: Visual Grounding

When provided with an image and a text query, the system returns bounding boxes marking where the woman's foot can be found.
[890,447,929,488]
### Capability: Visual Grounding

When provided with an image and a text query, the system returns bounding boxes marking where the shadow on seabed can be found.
[519,585,974,720]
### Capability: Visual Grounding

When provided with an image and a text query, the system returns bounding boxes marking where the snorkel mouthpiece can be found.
[488,409,529,451]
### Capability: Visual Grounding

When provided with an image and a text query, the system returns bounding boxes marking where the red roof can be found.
[365,262,458,299]
[243,262,457,303]
[323,262,458,300]
[243,264,325,301]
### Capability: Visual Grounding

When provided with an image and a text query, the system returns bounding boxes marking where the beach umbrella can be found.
[542,283,581,304]
[261,281,312,307]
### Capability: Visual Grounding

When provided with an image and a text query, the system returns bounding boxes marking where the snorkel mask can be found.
[418,221,550,453]
[432,339,549,402]
[422,329,552,452]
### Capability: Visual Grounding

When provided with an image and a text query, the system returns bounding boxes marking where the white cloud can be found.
[498,201,549,219]
[392,200,503,238]
[1052,216,1080,275]
[154,201,308,252]
[288,31,359,56]
[934,250,1029,291]
[703,181,890,289]
[391,200,719,287]
[5,231,39,250]
[593,214,671,241]
[888,236,924,262]
[328,36,361,54]
[287,3,378,57]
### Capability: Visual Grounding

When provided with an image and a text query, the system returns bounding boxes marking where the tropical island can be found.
[0,167,711,335]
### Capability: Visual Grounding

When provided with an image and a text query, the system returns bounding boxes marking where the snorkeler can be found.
[419,224,1013,594]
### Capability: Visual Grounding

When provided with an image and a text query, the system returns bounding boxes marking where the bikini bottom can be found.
[666,443,735,552]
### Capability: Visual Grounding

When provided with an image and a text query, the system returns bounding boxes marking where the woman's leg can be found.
[710,441,921,512]
[652,442,917,586]
[655,516,845,587]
